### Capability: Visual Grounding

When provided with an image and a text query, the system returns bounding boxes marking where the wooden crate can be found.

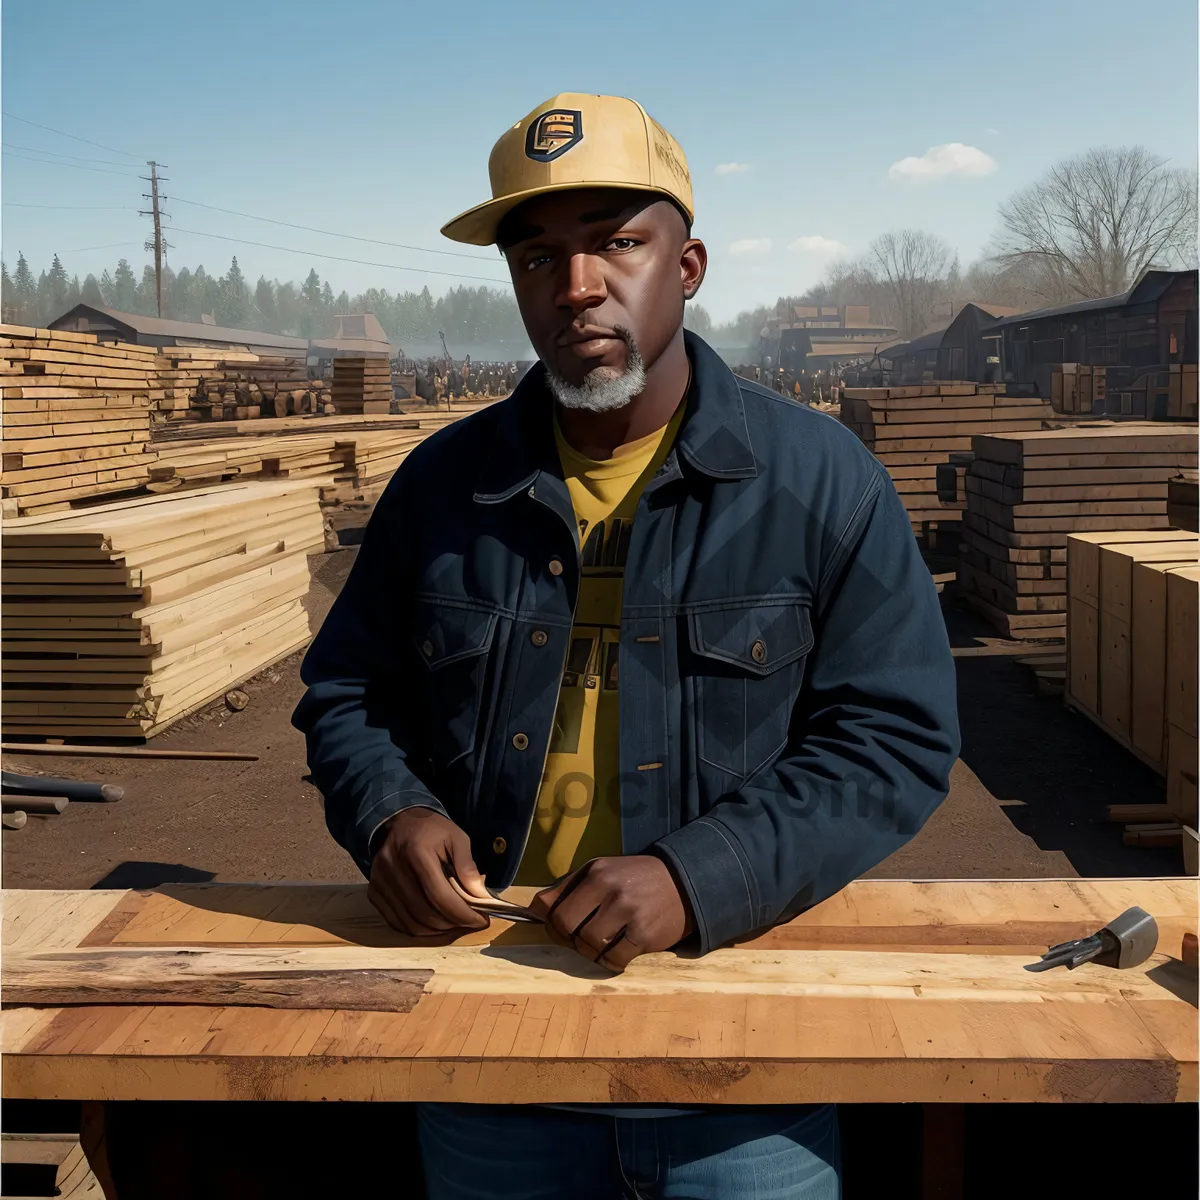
[1066,533,1199,819]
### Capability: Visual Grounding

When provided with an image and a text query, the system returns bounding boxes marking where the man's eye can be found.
[607,238,637,251]
[526,254,552,271]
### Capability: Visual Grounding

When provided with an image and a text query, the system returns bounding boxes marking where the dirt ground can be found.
[1,548,1183,891]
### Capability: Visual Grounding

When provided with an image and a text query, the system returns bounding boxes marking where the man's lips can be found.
[557,328,622,357]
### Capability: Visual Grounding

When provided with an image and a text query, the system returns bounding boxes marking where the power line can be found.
[3,202,138,211]
[63,240,145,253]
[2,149,144,177]
[170,197,498,262]
[166,225,514,286]
[2,141,140,168]
[1,111,145,160]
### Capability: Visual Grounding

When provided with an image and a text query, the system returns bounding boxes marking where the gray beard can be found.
[546,331,647,413]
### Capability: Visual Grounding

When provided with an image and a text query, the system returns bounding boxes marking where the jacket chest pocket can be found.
[413,600,498,767]
[685,600,814,782]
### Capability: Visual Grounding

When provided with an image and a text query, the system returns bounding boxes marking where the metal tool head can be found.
[1025,906,1158,972]
[1099,906,1158,968]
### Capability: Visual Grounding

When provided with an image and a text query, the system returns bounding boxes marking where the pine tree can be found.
[46,253,70,318]
[82,274,105,306]
[99,269,115,306]
[254,277,277,330]
[1,260,13,323]
[13,252,36,323]
[110,259,138,312]
[218,256,249,327]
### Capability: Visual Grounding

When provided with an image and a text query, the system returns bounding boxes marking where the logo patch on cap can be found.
[525,109,583,163]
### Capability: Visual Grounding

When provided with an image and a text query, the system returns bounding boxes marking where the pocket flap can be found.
[413,601,497,669]
[688,601,813,675]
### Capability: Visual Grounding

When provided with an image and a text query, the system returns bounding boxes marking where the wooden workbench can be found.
[2,878,1196,1105]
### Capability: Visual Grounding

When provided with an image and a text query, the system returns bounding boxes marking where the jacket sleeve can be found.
[291,465,446,876]
[654,466,960,953]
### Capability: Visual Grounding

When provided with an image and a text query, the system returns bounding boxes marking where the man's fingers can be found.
[367,876,417,937]
[421,862,490,931]
[391,866,462,933]
[448,831,490,900]
[597,931,643,973]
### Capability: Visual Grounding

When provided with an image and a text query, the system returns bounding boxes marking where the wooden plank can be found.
[1166,567,1200,738]
[2,880,1194,1105]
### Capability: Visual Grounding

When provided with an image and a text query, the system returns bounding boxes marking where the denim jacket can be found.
[292,332,960,953]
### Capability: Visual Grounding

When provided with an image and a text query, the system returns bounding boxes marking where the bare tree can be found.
[992,146,1197,304]
[865,230,955,338]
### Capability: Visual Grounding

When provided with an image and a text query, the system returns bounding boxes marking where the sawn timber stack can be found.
[331,356,392,415]
[839,384,1054,536]
[1,481,321,741]
[1,324,157,517]
[958,423,1200,639]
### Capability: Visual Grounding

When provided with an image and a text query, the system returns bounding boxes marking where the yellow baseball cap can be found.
[440,93,693,246]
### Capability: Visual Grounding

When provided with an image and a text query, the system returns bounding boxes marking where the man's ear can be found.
[681,238,707,301]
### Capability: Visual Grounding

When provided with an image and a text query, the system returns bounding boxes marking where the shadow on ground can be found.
[944,596,1181,878]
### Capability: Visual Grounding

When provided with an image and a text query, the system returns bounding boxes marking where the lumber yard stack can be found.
[1,482,321,741]
[331,356,392,415]
[839,384,1054,536]
[1052,362,1198,420]
[145,412,465,503]
[1065,531,1199,852]
[958,424,1199,640]
[157,345,331,423]
[1,324,157,518]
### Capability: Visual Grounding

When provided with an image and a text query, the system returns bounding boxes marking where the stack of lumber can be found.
[1168,470,1199,531]
[1,324,157,518]
[958,424,1200,640]
[145,412,470,502]
[1,482,320,741]
[1065,531,1199,839]
[1051,364,1106,415]
[331,356,392,415]
[840,384,1053,535]
[156,346,330,423]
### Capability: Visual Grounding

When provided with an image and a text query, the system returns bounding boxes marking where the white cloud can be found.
[788,235,848,255]
[715,162,749,175]
[729,237,772,255]
[887,143,998,182]
[986,127,1000,136]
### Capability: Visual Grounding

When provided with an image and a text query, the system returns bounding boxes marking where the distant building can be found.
[982,269,1197,396]
[760,305,900,373]
[48,303,309,357]
[310,312,394,359]
[935,302,1026,382]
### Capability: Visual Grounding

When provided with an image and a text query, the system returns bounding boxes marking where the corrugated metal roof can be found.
[48,303,311,351]
[983,269,1195,329]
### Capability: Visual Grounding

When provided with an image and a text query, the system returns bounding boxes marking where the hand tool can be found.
[449,879,543,924]
[1024,906,1158,972]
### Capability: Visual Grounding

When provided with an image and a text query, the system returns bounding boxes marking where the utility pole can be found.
[139,161,170,316]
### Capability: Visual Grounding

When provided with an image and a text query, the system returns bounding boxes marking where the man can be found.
[295,92,958,1199]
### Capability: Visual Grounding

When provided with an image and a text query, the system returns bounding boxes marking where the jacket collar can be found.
[473,329,757,504]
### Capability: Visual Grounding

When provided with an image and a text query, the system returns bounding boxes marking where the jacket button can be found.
[530,630,548,647]
[751,639,767,663]
[512,732,529,750]
[421,639,434,657]
[493,836,507,854]
[548,558,564,576]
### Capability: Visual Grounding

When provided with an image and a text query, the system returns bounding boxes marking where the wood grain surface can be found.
[2,879,1195,1105]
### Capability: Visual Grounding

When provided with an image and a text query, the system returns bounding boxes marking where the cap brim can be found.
[441,182,690,246]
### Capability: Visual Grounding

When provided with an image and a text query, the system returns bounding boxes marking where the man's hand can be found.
[369,808,492,936]
[528,855,695,973]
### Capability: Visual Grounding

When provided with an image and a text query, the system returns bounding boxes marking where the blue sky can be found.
[3,0,1197,322]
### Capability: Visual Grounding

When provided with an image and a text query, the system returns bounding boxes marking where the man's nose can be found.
[557,253,607,314]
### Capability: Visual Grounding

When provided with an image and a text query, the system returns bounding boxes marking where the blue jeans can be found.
[417,1102,840,1199]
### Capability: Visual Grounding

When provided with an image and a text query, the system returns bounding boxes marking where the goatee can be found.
[546,326,646,413]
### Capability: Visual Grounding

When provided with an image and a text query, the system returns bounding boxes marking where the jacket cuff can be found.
[352,789,448,877]
[653,817,759,954]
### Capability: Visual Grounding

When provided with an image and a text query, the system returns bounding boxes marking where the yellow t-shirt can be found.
[514,404,684,886]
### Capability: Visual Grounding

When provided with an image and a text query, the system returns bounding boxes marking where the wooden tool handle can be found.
[1182,932,1198,968]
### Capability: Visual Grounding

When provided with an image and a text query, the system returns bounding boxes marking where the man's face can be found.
[500,189,706,397]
